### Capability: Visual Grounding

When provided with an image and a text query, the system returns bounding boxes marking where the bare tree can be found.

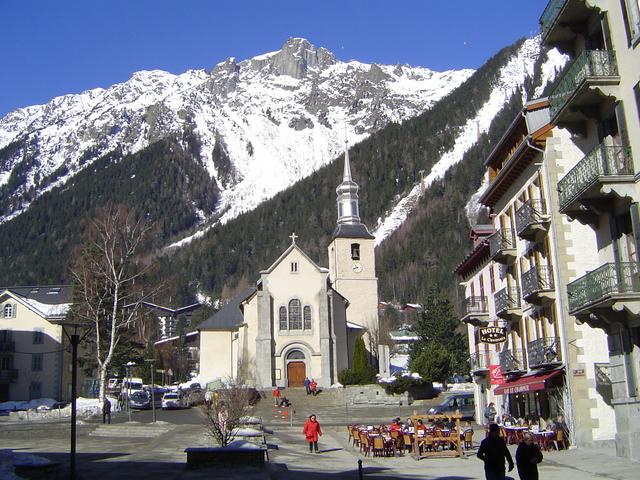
[201,385,255,447]
[67,204,160,401]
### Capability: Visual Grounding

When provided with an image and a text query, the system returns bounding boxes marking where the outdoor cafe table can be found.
[532,430,554,451]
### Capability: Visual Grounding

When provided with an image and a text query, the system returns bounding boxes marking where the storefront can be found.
[494,367,565,422]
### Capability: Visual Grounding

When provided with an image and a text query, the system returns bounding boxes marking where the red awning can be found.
[494,368,564,395]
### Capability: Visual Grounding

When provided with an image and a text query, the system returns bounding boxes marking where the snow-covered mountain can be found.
[0,37,474,229]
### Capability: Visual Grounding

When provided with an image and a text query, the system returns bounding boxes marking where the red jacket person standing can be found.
[303,414,322,453]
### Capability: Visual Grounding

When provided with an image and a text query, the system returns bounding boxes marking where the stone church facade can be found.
[199,144,379,388]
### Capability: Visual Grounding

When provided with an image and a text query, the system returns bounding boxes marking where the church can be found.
[198,144,380,389]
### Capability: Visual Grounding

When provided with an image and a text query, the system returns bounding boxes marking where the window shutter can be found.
[13,304,17,318]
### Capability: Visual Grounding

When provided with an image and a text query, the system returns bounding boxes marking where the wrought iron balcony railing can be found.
[558,143,633,211]
[549,49,619,119]
[0,368,18,384]
[0,341,15,353]
[527,337,562,368]
[540,0,567,39]
[462,296,488,315]
[495,287,521,315]
[567,262,640,313]
[489,229,515,260]
[469,352,490,372]
[499,349,526,374]
[516,199,548,238]
[522,265,554,300]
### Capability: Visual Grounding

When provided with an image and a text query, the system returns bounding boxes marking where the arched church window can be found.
[288,299,302,329]
[279,306,287,330]
[286,350,305,360]
[351,243,360,260]
[303,306,312,330]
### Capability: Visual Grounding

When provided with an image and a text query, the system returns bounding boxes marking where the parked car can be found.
[129,390,151,409]
[428,393,475,419]
[161,392,186,409]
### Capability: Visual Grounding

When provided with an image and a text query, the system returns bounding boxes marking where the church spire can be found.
[336,138,361,225]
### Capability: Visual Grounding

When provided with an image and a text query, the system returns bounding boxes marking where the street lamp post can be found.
[145,358,157,423]
[125,361,135,423]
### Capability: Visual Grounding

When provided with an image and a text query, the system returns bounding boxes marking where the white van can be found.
[122,377,144,394]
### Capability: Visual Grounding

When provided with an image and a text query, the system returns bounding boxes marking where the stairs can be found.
[89,423,175,438]
[279,387,346,408]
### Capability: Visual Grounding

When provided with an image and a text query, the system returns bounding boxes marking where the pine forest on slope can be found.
[0,37,563,308]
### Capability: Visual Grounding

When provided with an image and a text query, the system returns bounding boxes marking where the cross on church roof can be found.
[290,232,298,244]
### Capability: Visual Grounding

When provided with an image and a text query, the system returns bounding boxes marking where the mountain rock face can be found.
[0,37,473,229]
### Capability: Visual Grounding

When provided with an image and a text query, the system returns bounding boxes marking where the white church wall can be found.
[199,330,234,384]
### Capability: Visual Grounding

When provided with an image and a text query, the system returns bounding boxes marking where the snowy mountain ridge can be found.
[0,38,474,231]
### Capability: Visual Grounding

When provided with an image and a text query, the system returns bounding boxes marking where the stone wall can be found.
[343,385,409,406]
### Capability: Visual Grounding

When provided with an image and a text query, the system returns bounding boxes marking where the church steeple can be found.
[336,139,361,225]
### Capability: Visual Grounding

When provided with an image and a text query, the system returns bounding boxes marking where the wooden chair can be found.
[372,436,386,457]
[347,426,354,446]
[419,435,434,454]
[361,435,371,456]
[554,429,568,450]
[464,430,474,449]
[389,430,402,456]
[403,433,413,454]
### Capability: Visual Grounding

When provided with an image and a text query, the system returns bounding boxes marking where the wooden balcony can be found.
[527,337,562,369]
[516,199,550,242]
[522,265,555,305]
[557,143,634,224]
[488,229,516,264]
[460,296,490,326]
[499,349,527,375]
[549,49,620,131]
[540,0,600,52]
[567,262,640,323]
[495,287,522,321]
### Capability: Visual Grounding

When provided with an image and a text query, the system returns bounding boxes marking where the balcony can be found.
[460,296,490,326]
[516,200,550,242]
[489,229,516,264]
[0,368,18,384]
[0,341,15,352]
[495,287,522,321]
[540,0,599,52]
[557,143,634,224]
[527,337,562,368]
[469,352,491,375]
[549,49,620,128]
[567,262,640,321]
[499,349,527,375]
[522,265,555,305]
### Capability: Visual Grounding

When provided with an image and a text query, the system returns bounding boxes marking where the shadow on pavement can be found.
[273,464,476,479]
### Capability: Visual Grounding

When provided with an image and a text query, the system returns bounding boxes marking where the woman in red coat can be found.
[303,414,323,453]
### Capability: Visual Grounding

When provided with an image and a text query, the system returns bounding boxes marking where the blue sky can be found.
[0,0,549,117]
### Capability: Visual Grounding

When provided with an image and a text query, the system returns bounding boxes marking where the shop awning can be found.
[494,368,564,395]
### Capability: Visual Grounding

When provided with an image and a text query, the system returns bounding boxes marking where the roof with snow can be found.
[198,287,256,331]
[0,285,72,319]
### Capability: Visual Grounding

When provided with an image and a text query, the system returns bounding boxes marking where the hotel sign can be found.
[479,327,507,344]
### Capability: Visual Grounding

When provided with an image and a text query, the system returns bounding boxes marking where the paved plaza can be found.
[0,393,638,479]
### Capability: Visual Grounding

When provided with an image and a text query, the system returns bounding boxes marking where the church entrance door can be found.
[287,361,306,387]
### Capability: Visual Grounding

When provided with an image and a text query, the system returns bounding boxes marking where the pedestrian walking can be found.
[272,387,281,406]
[303,377,311,395]
[477,423,514,480]
[102,397,111,424]
[303,414,322,453]
[516,432,543,480]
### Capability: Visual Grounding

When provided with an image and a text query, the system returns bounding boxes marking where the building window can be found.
[351,243,361,260]
[288,299,302,330]
[303,306,312,330]
[33,330,44,344]
[29,382,42,400]
[3,304,13,318]
[279,306,287,330]
[622,0,640,43]
[291,262,298,273]
[32,353,43,372]
[0,356,11,370]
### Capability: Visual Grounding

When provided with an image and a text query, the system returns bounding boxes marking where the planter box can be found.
[184,447,266,470]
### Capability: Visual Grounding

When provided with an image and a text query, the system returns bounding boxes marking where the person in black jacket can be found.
[477,423,514,480]
[516,432,543,480]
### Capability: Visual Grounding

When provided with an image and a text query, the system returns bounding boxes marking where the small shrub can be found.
[338,366,377,385]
